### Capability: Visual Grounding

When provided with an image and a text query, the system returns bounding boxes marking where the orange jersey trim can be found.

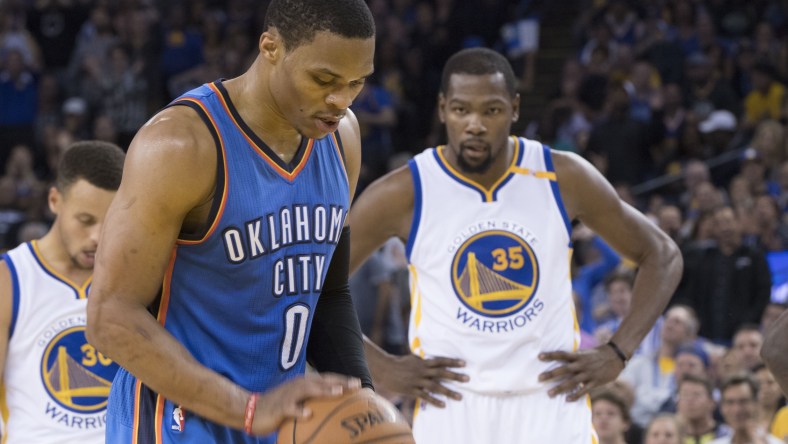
[435,136,521,202]
[156,248,178,327]
[30,240,91,298]
[132,379,143,443]
[207,82,314,182]
[172,97,229,246]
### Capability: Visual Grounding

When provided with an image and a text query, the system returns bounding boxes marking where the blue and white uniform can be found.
[406,137,596,444]
[106,81,350,443]
[2,241,119,444]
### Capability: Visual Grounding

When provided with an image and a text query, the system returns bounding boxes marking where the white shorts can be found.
[412,388,597,444]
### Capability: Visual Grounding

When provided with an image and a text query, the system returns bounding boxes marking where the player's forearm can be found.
[87,299,249,429]
[363,335,391,384]
[762,311,788,395]
[611,238,682,356]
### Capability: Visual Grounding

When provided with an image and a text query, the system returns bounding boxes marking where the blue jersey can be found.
[106,81,350,443]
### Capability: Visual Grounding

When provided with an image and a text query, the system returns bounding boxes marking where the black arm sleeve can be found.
[306,227,374,389]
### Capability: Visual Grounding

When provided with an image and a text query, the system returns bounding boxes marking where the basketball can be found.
[276,389,415,444]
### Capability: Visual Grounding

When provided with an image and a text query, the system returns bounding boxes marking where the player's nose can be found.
[465,113,486,135]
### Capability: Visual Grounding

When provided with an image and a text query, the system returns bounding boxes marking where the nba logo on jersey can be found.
[171,406,185,432]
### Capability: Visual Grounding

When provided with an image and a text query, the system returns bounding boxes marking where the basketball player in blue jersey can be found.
[86,0,376,442]
[349,47,683,443]
[762,311,788,395]
[0,141,125,443]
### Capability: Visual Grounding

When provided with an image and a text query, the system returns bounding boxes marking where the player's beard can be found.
[457,142,493,174]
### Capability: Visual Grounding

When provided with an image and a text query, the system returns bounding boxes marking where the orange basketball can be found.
[276,389,415,444]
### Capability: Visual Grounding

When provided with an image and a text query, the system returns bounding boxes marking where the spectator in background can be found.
[0,3,43,72]
[744,61,785,129]
[657,204,685,245]
[353,76,397,192]
[0,145,44,219]
[712,374,783,444]
[586,82,661,186]
[748,194,788,252]
[570,223,621,334]
[67,4,118,106]
[121,5,162,112]
[61,96,91,141]
[749,120,786,177]
[92,114,118,146]
[621,305,699,427]
[732,324,764,372]
[99,43,148,149]
[698,110,738,159]
[682,52,741,119]
[658,342,713,415]
[676,374,730,444]
[643,413,685,444]
[0,47,37,167]
[159,2,204,99]
[680,160,712,209]
[739,148,780,199]
[0,178,25,251]
[591,388,631,444]
[15,220,48,245]
[675,205,772,343]
[595,270,662,358]
[33,72,62,149]
[350,248,397,351]
[752,364,788,437]
[26,0,90,72]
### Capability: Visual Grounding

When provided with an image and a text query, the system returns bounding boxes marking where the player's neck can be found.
[36,231,92,285]
[224,67,303,161]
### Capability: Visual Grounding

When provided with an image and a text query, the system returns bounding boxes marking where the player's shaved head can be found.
[440,47,517,97]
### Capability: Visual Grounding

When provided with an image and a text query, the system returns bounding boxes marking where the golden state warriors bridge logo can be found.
[40,326,119,413]
[451,230,539,317]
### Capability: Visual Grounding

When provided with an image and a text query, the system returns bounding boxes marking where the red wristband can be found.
[244,393,259,435]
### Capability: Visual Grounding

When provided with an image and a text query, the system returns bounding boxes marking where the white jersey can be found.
[406,137,577,395]
[1,241,118,444]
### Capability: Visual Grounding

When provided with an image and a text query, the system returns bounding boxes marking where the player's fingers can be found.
[315,372,362,389]
[279,401,312,419]
[430,368,470,383]
[418,389,447,408]
[424,357,466,368]
[547,375,586,398]
[290,377,349,401]
[538,364,573,382]
[425,382,463,401]
[566,374,594,401]
[539,351,575,362]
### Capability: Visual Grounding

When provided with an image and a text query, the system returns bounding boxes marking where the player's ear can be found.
[260,29,281,64]
[48,186,61,215]
[512,93,520,122]
[438,93,447,123]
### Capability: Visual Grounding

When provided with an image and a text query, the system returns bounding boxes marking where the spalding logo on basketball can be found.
[277,390,414,444]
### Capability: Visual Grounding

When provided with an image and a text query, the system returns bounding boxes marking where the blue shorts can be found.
[106,368,277,443]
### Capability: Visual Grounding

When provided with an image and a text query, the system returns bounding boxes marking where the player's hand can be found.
[374,353,469,408]
[537,345,625,402]
[251,373,360,435]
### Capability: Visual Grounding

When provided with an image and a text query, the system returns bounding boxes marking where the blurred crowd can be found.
[2,0,788,442]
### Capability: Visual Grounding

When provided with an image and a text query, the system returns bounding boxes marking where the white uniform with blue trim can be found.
[1,241,118,444]
[406,137,596,443]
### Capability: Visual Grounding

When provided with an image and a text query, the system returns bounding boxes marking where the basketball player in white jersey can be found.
[0,141,125,443]
[349,48,683,443]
